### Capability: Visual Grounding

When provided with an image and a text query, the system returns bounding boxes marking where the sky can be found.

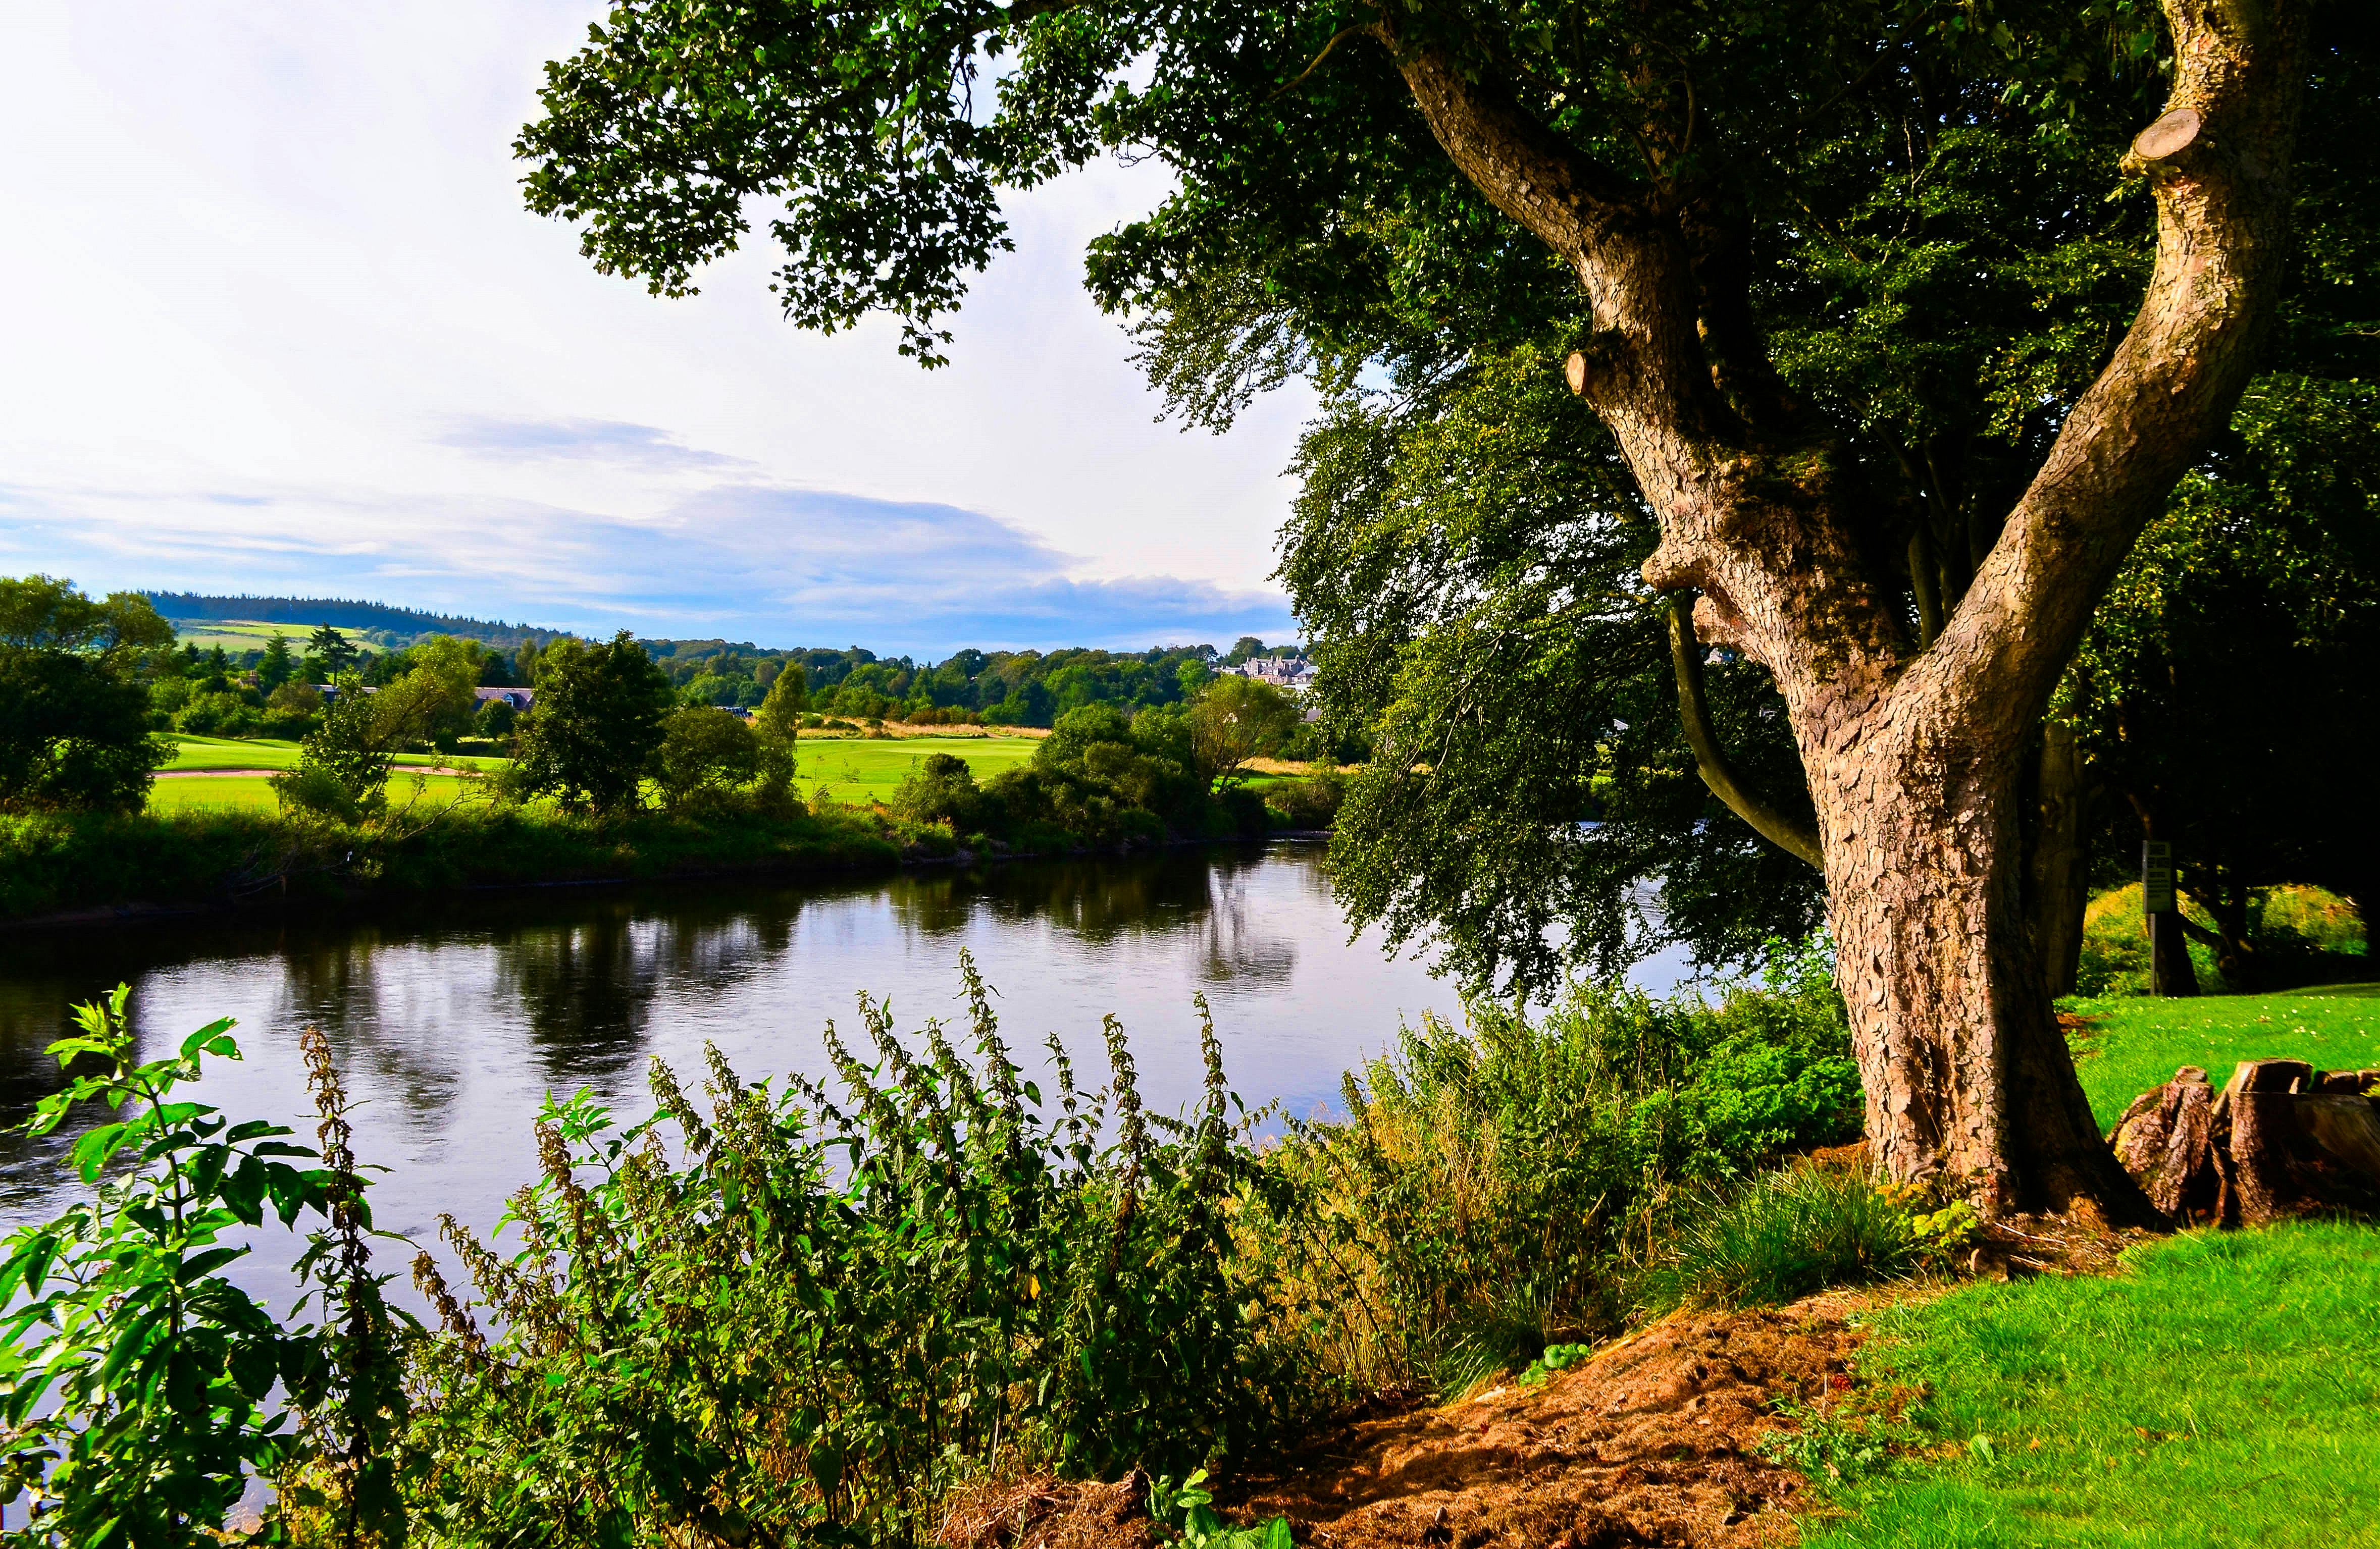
[0,3,1318,657]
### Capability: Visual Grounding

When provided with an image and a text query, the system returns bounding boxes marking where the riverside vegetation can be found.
[3,944,1910,1547]
[0,607,1342,921]
[7,948,2374,1546]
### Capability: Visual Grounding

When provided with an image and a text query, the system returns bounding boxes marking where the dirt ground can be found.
[940,1290,1886,1549]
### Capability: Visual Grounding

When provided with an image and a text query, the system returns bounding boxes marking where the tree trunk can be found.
[1807,703,2152,1219]
[2030,724,2088,999]
[1375,0,2304,1219]
[2151,909,2201,997]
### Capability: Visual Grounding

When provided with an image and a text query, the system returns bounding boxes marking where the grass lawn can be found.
[167,618,344,654]
[147,772,489,814]
[796,735,1039,800]
[166,736,508,774]
[2065,984,2380,1128]
[152,735,1031,814]
[1809,989,2380,1547]
[1806,1222,2380,1549]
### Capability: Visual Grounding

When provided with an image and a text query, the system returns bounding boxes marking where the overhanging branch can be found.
[1668,598,1822,869]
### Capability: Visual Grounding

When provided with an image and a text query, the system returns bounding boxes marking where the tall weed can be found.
[1253,945,1860,1395]
[400,956,1308,1546]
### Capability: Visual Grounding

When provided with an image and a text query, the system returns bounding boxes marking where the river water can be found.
[0,842,1689,1299]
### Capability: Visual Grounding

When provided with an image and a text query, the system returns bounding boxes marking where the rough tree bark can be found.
[2030,725,2088,1000]
[1372,0,2306,1217]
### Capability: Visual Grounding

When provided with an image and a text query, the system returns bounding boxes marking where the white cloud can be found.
[0,476,1298,655]
[0,1,1319,654]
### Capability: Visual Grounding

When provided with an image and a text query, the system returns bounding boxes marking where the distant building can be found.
[1227,653,1317,690]
[473,687,535,712]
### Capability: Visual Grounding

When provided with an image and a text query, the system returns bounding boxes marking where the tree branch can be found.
[1669,598,1823,869]
[1918,0,2308,730]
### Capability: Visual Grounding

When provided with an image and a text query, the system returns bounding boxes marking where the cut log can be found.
[2299,1095,2380,1177]
[2112,1062,2380,1227]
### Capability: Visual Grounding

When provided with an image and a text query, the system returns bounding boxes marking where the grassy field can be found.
[166,735,509,774]
[166,618,347,654]
[795,735,1040,800]
[1808,1221,2380,1549]
[2064,984,2380,1126]
[151,734,1039,813]
[1809,987,2380,1547]
[147,772,489,815]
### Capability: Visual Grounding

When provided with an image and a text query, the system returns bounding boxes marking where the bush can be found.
[654,704,760,811]
[1261,770,1344,829]
[3,965,1315,1546]
[1255,946,1861,1395]
[891,751,999,834]
[1633,1165,1922,1313]
[273,672,394,821]
[173,689,264,738]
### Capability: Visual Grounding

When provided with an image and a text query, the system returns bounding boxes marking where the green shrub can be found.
[1634,1165,1921,1313]
[1256,943,1861,1393]
[0,990,404,1547]
[891,751,1000,834]
[1261,770,1344,829]
[402,969,1308,1545]
[1,964,1319,1547]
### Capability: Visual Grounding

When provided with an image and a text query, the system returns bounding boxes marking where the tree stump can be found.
[2109,1061,2380,1226]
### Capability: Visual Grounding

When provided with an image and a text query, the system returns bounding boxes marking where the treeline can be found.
[638,635,1302,727]
[142,593,574,651]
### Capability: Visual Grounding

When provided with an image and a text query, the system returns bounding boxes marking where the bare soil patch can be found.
[941,1291,1888,1549]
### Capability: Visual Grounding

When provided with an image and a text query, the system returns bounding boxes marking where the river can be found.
[0,842,1690,1297]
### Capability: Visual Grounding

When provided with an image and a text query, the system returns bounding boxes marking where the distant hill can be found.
[143,593,578,651]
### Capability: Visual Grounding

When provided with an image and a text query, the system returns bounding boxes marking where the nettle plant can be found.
[0,988,409,1549]
[0,957,1315,1549]
[402,955,1308,1547]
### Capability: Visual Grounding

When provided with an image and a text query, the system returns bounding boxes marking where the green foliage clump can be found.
[0,575,176,814]
[1261,942,1861,1395]
[0,991,406,1548]
[1634,1166,1924,1314]
[506,631,676,815]
[1146,1469,1292,1549]
[654,704,760,811]
[1259,771,1345,831]
[275,671,396,822]
[1,965,1318,1547]
[403,968,1303,1544]
[888,704,1223,851]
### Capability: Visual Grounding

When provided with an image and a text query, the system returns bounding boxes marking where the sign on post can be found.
[2142,840,2176,914]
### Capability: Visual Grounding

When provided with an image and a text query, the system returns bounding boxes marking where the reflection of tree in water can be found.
[485,893,801,1091]
[883,848,1297,987]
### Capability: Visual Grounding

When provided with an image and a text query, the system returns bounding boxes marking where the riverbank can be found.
[0,804,896,926]
[0,800,1328,929]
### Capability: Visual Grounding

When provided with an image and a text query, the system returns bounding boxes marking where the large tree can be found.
[518,0,2340,1218]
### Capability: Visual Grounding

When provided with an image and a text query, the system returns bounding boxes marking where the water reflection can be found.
[0,844,1462,1258]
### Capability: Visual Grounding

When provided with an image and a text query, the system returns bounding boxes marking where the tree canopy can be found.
[520,0,2366,1210]
[0,577,174,815]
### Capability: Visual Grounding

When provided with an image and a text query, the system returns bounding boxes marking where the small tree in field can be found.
[275,673,395,823]
[1188,677,1301,791]
[505,633,675,816]
[751,661,808,807]
[655,705,760,811]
